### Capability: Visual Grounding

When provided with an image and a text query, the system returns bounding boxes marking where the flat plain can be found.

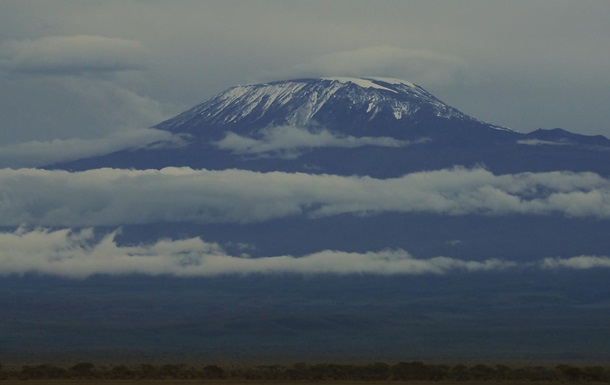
[0,379,607,385]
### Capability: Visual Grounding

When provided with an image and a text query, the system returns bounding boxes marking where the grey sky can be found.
[1,1,610,162]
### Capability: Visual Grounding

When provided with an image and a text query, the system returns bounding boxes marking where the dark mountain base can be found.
[113,213,610,262]
[54,133,610,178]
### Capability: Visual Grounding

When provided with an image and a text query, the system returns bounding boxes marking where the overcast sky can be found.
[1,0,610,162]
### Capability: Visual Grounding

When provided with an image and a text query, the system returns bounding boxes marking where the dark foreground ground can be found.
[2,269,610,364]
[2,379,601,385]
[2,361,610,383]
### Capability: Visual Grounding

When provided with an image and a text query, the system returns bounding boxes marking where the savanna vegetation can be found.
[2,361,610,382]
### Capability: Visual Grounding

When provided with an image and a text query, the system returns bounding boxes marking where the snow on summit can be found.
[156,77,483,135]
[321,77,399,93]
[322,76,417,91]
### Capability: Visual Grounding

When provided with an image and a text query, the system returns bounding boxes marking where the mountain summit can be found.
[54,77,610,176]
[156,77,504,137]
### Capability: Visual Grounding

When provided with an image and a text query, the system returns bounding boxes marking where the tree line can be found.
[1,361,610,381]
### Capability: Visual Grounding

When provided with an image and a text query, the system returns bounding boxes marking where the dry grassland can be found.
[0,381,601,385]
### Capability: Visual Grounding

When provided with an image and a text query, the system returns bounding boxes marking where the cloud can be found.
[0,59,168,147]
[517,139,571,146]
[214,125,423,158]
[0,35,147,75]
[542,255,610,270]
[4,227,608,279]
[0,129,188,168]
[0,227,515,278]
[272,46,469,86]
[1,167,609,227]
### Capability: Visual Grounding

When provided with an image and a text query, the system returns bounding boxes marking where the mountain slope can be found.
[52,77,610,176]
[156,77,500,136]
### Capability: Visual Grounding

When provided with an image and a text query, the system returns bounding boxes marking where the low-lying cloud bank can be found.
[517,139,572,146]
[0,227,508,278]
[542,255,610,270]
[0,228,605,278]
[214,125,424,158]
[1,167,609,226]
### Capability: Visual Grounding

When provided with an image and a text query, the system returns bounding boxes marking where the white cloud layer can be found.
[542,255,610,270]
[0,227,515,278]
[2,227,607,278]
[214,125,422,158]
[0,35,147,75]
[0,167,609,227]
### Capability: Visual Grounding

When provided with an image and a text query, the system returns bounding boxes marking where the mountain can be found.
[35,77,610,269]
[10,77,609,363]
[53,77,610,176]
[155,76,497,136]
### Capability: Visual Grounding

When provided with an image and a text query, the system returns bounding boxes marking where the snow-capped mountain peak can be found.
[155,77,493,137]
[53,76,610,178]
[321,77,406,93]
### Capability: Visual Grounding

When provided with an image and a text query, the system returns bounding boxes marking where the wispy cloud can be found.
[517,139,571,146]
[542,255,610,270]
[0,227,515,278]
[0,38,172,159]
[0,35,147,75]
[214,125,423,158]
[271,45,469,87]
[1,167,609,227]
